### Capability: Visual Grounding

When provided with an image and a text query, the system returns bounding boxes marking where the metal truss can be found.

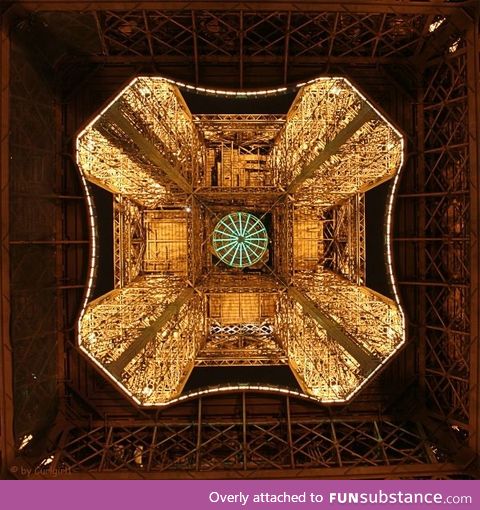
[77,77,203,204]
[323,194,366,284]
[25,6,468,89]
[196,114,285,189]
[418,44,471,423]
[197,292,286,366]
[120,290,204,404]
[273,270,403,401]
[4,0,479,479]
[199,273,281,294]
[114,195,145,288]
[75,75,405,405]
[189,196,206,284]
[294,271,403,361]
[275,291,364,402]
[292,196,365,284]
[79,276,205,404]
[390,15,479,463]
[268,78,366,189]
[80,275,184,366]
[272,196,293,278]
[196,332,287,367]
[110,77,203,187]
[195,114,285,189]
[143,209,189,276]
[195,114,285,148]
[27,392,473,479]
[77,126,170,207]
[266,78,402,206]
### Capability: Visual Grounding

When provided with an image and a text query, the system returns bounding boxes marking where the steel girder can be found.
[2,0,479,479]
[24,392,476,479]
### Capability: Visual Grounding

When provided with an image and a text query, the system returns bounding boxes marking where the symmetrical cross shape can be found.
[76,76,405,406]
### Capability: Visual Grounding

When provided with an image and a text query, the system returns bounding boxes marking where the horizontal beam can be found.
[10,239,89,245]
[287,287,379,373]
[107,287,195,376]
[15,1,472,15]
[394,237,469,241]
[398,281,469,288]
[398,190,469,198]
[287,104,374,194]
[62,54,412,66]
[106,104,193,194]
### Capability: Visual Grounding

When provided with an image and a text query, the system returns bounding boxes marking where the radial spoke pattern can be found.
[212,212,269,268]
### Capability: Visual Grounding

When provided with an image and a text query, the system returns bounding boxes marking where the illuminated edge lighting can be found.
[334,111,408,403]
[384,133,407,341]
[328,77,407,401]
[78,347,341,407]
[142,384,335,407]
[76,163,97,328]
[75,74,406,407]
[75,76,143,337]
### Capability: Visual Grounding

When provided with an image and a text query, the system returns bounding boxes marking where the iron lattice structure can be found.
[0,0,479,480]
[75,76,404,406]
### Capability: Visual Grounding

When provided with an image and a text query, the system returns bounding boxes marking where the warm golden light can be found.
[77,76,405,406]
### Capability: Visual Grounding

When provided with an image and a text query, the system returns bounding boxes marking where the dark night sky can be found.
[89,90,392,390]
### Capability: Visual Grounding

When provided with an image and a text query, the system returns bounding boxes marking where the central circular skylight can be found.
[212,212,269,268]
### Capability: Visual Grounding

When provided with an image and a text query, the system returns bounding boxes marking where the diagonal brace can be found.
[287,286,379,374]
[108,287,195,376]
[105,104,193,194]
[287,103,374,193]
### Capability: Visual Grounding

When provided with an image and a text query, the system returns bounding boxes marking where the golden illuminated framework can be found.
[76,76,405,406]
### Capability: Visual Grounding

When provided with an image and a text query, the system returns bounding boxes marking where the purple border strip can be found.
[0,480,478,510]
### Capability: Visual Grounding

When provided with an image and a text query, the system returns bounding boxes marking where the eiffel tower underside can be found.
[1,1,479,479]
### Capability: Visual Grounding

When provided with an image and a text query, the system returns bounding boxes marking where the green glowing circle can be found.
[212,212,269,268]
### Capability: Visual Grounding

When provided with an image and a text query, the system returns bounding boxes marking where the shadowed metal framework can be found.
[0,0,479,479]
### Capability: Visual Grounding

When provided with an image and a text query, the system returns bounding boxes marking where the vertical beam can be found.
[285,396,295,468]
[195,397,202,470]
[330,422,342,467]
[467,11,480,456]
[147,426,157,471]
[239,10,244,89]
[242,392,247,470]
[54,97,66,417]
[283,12,291,85]
[0,10,15,476]
[192,12,199,86]
[416,78,427,403]
[99,427,113,471]
[93,11,108,57]
[143,11,154,58]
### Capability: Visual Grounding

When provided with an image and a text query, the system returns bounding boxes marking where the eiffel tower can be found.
[1,0,478,479]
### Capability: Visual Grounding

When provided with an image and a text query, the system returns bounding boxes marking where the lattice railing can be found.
[421,43,471,427]
[32,393,462,478]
